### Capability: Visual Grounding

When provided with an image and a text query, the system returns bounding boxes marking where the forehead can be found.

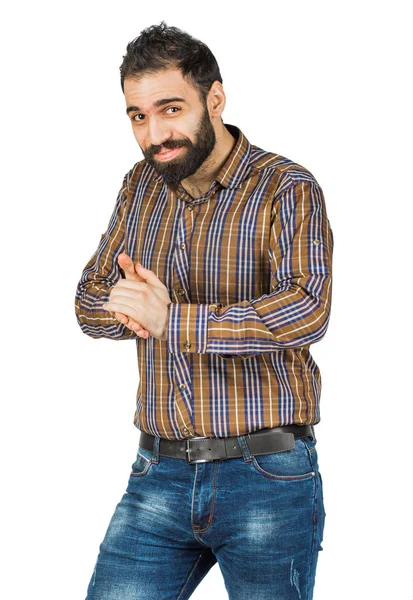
[123,68,200,108]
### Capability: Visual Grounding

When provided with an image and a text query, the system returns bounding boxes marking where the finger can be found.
[108,286,144,301]
[116,313,149,337]
[114,311,128,325]
[129,323,150,338]
[118,253,145,281]
[134,263,164,289]
[126,318,150,338]
[107,293,146,319]
[122,314,146,333]
[113,311,148,335]
[111,280,146,292]
[102,301,139,322]
[117,252,135,277]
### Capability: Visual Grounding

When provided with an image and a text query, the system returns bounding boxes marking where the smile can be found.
[154,147,183,161]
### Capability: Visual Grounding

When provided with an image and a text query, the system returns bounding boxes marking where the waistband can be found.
[139,424,315,464]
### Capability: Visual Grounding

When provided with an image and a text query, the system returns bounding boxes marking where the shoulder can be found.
[120,158,161,196]
[121,159,144,191]
[249,143,322,196]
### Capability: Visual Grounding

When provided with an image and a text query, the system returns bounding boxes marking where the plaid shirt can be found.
[75,123,334,440]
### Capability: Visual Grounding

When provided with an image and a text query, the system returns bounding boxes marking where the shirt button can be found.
[177,288,185,295]
[179,383,186,390]
[182,427,190,435]
[180,242,186,249]
[313,239,321,245]
[211,302,223,313]
[187,205,194,211]
[184,340,191,349]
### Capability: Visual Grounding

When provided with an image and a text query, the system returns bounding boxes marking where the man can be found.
[75,21,333,600]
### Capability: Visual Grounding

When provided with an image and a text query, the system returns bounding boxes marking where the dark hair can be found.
[119,21,223,105]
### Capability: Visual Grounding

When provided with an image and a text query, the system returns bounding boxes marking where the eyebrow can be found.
[126,97,186,115]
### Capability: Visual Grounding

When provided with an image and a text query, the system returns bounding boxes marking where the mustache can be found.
[148,140,190,157]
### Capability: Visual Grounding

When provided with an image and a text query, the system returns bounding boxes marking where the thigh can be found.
[213,436,325,600]
[85,446,217,600]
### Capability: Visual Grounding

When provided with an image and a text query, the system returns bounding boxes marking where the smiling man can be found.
[125,66,236,195]
[125,69,226,192]
[75,21,334,600]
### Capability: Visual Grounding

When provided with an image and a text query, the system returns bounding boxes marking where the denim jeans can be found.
[85,431,325,600]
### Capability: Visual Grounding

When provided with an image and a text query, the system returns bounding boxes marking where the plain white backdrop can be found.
[1,1,412,598]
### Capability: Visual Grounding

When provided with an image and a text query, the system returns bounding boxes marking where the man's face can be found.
[124,69,216,187]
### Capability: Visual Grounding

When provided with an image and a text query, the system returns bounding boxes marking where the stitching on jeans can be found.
[250,438,315,480]
[192,461,219,533]
[192,530,211,548]
[251,457,316,481]
[190,463,198,530]
[176,550,207,600]
[130,457,153,477]
[137,450,151,462]
[304,444,318,598]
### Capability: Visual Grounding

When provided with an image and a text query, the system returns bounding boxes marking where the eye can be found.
[165,107,181,115]
[131,107,181,123]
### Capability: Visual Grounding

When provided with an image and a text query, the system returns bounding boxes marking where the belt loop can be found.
[237,434,252,461]
[310,425,317,442]
[152,436,161,463]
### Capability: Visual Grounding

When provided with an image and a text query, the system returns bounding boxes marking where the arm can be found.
[166,179,333,355]
[74,169,138,340]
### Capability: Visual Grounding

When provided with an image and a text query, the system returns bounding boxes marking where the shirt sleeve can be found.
[74,169,137,340]
[166,179,334,355]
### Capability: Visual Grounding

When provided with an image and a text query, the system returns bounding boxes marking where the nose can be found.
[147,117,172,149]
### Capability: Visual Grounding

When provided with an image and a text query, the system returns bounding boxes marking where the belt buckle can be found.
[185,439,211,464]
[185,438,220,464]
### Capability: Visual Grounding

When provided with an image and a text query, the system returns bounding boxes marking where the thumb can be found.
[118,253,144,281]
[135,263,163,288]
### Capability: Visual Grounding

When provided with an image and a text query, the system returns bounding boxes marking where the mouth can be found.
[154,146,183,161]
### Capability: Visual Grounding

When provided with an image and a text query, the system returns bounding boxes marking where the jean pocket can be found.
[250,439,316,481]
[302,434,317,454]
[129,447,154,478]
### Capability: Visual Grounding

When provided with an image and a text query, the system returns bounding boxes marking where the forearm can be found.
[75,278,137,340]
[166,281,331,355]
[166,179,333,356]
[74,168,137,341]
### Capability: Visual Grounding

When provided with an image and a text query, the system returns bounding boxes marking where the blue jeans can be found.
[85,431,325,600]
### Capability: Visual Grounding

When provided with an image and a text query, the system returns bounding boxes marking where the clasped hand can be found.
[102,253,171,341]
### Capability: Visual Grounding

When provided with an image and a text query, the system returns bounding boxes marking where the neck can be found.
[180,124,236,197]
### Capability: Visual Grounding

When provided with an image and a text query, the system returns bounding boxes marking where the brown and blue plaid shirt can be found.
[75,123,334,440]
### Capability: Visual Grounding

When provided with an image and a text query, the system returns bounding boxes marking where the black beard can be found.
[142,105,216,187]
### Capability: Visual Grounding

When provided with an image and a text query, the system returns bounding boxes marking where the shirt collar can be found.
[152,123,256,189]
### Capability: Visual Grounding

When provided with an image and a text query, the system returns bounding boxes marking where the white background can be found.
[1,1,412,598]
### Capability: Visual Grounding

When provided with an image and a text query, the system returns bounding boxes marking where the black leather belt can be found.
[139,424,315,465]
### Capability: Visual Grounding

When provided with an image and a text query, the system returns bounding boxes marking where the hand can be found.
[110,254,151,338]
[102,253,172,341]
